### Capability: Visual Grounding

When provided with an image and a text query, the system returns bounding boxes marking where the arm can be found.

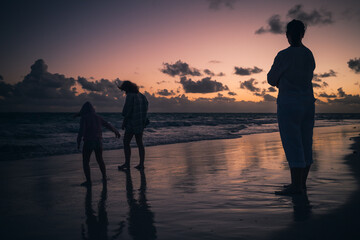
[122,94,134,129]
[101,117,120,138]
[77,118,84,149]
[267,53,286,87]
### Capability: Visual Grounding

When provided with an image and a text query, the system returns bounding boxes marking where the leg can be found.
[276,103,306,195]
[82,143,93,186]
[119,131,133,170]
[135,133,145,169]
[94,141,107,180]
[301,102,315,189]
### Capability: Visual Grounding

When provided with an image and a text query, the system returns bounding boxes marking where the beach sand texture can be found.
[0,125,359,240]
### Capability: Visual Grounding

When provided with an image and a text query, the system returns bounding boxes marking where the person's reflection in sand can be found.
[291,192,312,222]
[81,183,109,240]
[123,169,157,240]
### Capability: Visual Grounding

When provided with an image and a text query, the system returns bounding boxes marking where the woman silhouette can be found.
[268,19,315,195]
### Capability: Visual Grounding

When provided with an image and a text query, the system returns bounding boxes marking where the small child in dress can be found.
[76,102,120,186]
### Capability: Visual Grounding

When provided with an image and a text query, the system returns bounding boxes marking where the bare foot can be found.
[134,164,144,170]
[118,164,130,171]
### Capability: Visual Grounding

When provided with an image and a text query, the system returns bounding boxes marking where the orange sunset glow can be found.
[0,0,359,112]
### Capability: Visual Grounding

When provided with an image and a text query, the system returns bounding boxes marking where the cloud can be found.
[240,78,260,92]
[212,93,236,102]
[255,15,285,34]
[348,58,360,73]
[0,75,3,81]
[337,87,346,97]
[207,0,237,10]
[217,72,225,77]
[263,94,276,102]
[227,91,237,96]
[324,88,360,106]
[156,80,169,85]
[267,87,277,92]
[209,60,222,64]
[0,59,124,111]
[314,69,337,78]
[234,66,263,76]
[143,91,277,113]
[287,4,333,26]
[318,92,337,98]
[157,89,176,96]
[312,83,321,88]
[161,60,201,77]
[204,69,215,76]
[78,77,119,92]
[256,5,334,35]
[180,76,229,93]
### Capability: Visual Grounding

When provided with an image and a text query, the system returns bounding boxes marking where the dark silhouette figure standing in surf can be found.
[268,19,316,195]
[117,81,149,170]
[76,102,120,186]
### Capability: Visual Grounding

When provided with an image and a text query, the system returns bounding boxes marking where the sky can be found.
[0,0,360,112]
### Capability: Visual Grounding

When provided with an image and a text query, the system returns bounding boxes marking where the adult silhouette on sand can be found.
[268,19,316,195]
[117,81,149,170]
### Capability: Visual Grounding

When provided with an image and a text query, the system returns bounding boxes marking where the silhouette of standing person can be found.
[76,102,120,186]
[267,19,316,195]
[117,81,149,170]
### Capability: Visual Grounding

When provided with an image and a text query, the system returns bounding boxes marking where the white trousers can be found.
[277,99,315,168]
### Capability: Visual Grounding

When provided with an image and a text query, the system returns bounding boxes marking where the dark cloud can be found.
[240,78,260,92]
[0,75,3,81]
[0,59,123,111]
[217,72,225,77]
[287,5,333,26]
[312,83,321,88]
[348,58,360,73]
[157,89,176,96]
[0,81,14,98]
[156,80,169,85]
[204,69,215,76]
[256,5,334,35]
[234,66,263,76]
[227,91,237,96]
[209,60,222,64]
[161,60,201,77]
[314,69,337,79]
[180,76,229,93]
[255,15,285,34]
[78,77,120,93]
[324,88,360,106]
[207,0,237,10]
[263,94,276,102]
[143,91,277,113]
[212,93,236,102]
[337,87,346,97]
[267,87,277,92]
[318,92,337,98]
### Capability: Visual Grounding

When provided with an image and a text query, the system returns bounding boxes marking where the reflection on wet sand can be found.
[82,183,108,240]
[291,193,312,222]
[123,169,157,240]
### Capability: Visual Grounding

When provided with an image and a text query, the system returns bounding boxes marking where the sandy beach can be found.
[0,124,359,240]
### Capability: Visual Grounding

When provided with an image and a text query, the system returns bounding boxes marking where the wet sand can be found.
[0,124,359,240]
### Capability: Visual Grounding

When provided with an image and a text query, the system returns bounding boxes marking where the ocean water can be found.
[1,112,360,161]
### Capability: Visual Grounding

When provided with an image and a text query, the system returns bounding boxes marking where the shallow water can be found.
[0,125,358,239]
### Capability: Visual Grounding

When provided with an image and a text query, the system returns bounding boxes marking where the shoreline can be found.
[4,122,360,162]
[0,124,359,239]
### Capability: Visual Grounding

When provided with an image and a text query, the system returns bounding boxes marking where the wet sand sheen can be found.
[0,124,359,239]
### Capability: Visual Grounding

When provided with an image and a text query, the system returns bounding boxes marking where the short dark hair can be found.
[118,81,139,94]
[286,19,306,42]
